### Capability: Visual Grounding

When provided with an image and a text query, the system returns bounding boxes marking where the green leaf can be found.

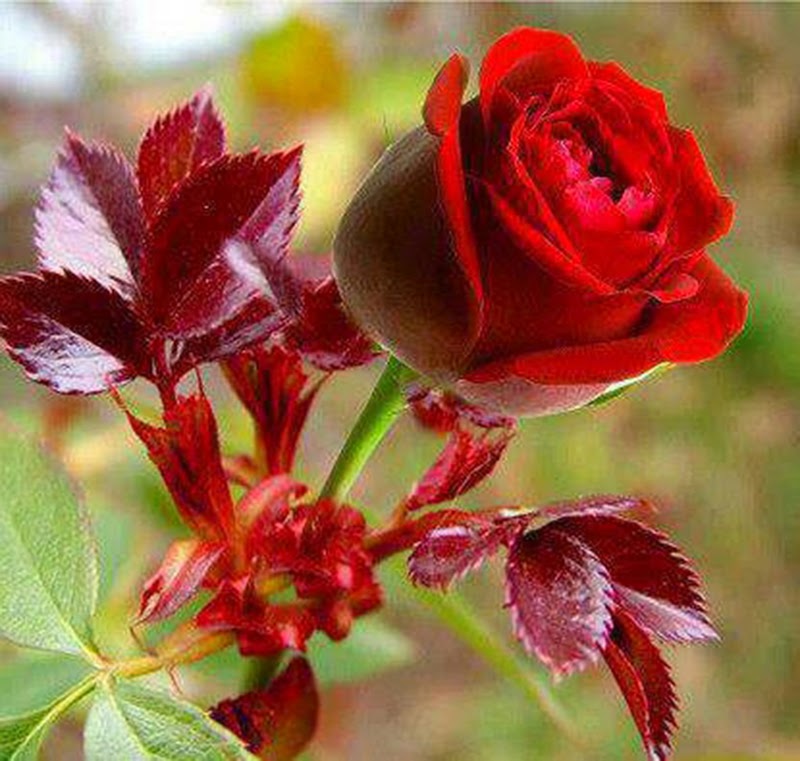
[84,678,255,760]
[0,650,92,717]
[308,616,416,686]
[0,675,96,760]
[0,426,99,658]
[587,363,672,407]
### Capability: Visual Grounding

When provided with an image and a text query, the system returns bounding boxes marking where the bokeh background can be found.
[0,3,798,760]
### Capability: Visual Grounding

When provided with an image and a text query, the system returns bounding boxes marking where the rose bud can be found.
[334,28,747,416]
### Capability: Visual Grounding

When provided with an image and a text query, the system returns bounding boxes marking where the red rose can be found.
[334,28,747,416]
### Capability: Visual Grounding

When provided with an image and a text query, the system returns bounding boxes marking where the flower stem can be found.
[317,353,580,744]
[411,585,585,747]
[320,355,413,502]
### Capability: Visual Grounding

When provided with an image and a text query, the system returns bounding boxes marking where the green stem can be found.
[320,356,413,502]
[411,586,584,746]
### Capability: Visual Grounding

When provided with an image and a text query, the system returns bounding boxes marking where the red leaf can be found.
[210,657,319,761]
[196,580,315,656]
[35,131,144,293]
[239,474,307,560]
[408,512,525,590]
[603,611,678,761]
[368,508,484,562]
[505,525,615,677]
[2,96,309,396]
[224,345,324,475]
[124,391,233,538]
[276,261,378,371]
[291,500,374,600]
[175,295,285,378]
[0,271,146,394]
[137,539,225,623]
[554,516,716,643]
[141,149,301,339]
[405,428,513,510]
[407,385,514,434]
[137,86,226,221]
[536,495,649,521]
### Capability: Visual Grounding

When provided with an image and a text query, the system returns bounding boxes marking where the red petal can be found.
[408,512,525,590]
[589,62,668,120]
[505,525,615,677]
[667,128,734,258]
[424,54,484,306]
[467,255,747,387]
[124,391,233,539]
[405,428,513,511]
[553,515,717,643]
[210,657,319,760]
[35,132,144,293]
[141,149,301,339]
[479,27,587,125]
[424,53,470,137]
[137,86,226,221]
[603,611,678,761]
[483,182,614,295]
[0,270,145,394]
[137,539,225,623]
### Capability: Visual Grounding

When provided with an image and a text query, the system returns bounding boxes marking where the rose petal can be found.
[480,28,588,126]
[667,128,734,258]
[467,255,747,386]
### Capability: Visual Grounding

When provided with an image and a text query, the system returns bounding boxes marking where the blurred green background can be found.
[0,3,798,760]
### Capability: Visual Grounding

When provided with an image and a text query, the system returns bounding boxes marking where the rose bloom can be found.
[334,28,748,416]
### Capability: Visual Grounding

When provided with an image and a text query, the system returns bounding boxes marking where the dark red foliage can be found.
[191,495,381,655]
[406,495,715,757]
[368,508,489,563]
[123,391,234,539]
[506,525,615,676]
[211,657,319,760]
[137,539,226,623]
[196,579,316,657]
[555,515,716,643]
[224,344,324,475]
[0,89,303,398]
[271,256,379,371]
[404,427,513,511]
[407,385,515,434]
[603,610,678,761]
[0,271,148,394]
[407,511,517,590]
[137,87,226,221]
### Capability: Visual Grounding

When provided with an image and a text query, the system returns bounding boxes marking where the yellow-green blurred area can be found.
[0,3,798,760]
